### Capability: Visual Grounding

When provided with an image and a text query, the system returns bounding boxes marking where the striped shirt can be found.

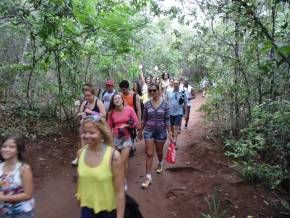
[143,100,170,132]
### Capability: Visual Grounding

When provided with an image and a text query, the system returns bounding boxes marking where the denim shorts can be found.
[170,115,183,126]
[2,210,35,218]
[113,137,132,151]
[144,129,167,142]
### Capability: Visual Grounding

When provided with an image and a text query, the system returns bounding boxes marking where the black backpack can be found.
[125,194,143,218]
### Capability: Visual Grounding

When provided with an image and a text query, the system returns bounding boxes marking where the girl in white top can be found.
[0,135,35,217]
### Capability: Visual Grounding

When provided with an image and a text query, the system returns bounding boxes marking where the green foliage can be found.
[201,187,227,218]
[225,99,290,189]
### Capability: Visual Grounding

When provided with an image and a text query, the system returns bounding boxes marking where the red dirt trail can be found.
[32,94,285,218]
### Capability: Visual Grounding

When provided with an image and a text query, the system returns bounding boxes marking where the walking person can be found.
[180,78,196,129]
[201,77,209,97]
[76,115,125,218]
[138,83,173,189]
[79,87,106,118]
[0,134,35,218]
[107,93,138,191]
[101,80,116,114]
[72,86,106,166]
[119,80,142,157]
[165,78,188,150]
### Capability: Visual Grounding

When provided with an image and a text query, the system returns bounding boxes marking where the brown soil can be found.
[30,94,288,218]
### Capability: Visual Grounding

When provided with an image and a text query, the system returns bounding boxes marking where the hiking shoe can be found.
[156,163,163,174]
[141,175,152,189]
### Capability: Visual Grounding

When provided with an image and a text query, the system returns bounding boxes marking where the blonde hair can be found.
[82,117,113,145]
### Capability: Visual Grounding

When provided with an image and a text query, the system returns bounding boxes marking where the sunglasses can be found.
[148,89,157,93]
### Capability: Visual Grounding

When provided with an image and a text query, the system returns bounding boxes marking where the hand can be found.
[138,131,143,140]
[168,133,173,144]
[0,192,6,201]
[139,64,143,70]
[119,124,129,128]
[84,108,92,114]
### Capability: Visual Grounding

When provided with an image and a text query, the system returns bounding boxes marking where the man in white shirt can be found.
[180,78,195,129]
[102,80,116,113]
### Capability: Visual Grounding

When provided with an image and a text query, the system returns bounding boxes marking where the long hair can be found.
[108,92,125,112]
[2,134,26,162]
[133,81,142,96]
[82,117,113,145]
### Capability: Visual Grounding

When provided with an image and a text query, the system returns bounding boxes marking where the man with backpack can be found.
[102,79,116,113]
[119,80,142,157]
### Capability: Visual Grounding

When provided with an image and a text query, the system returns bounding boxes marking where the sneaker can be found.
[184,125,188,129]
[71,158,78,167]
[141,175,152,189]
[156,163,163,174]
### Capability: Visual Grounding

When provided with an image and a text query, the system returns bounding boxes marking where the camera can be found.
[127,117,134,126]
[118,128,125,138]
[179,91,185,105]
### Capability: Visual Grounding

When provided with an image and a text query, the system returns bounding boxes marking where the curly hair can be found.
[82,117,113,146]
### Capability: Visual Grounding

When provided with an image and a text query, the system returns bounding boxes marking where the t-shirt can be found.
[102,90,115,112]
[180,84,194,106]
[107,106,138,139]
[143,101,170,132]
[166,90,188,116]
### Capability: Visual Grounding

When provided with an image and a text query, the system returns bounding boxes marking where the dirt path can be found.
[34,94,283,218]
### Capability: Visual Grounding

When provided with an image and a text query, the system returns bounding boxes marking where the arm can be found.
[107,111,113,129]
[135,95,142,126]
[97,100,106,118]
[139,70,145,86]
[0,164,33,202]
[111,150,125,218]
[191,88,196,99]
[165,103,173,143]
[138,103,147,139]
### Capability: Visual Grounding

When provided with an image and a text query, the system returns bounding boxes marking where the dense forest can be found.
[0,0,289,204]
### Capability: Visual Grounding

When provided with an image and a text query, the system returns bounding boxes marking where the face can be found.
[148,86,159,97]
[1,139,18,160]
[85,91,94,102]
[81,122,101,147]
[184,80,189,86]
[155,77,160,83]
[113,94,123,106]
[173,80,180,89]
[164,73,169,79]
[145,77,151,84]
[120,87,129,95]
[106,84,114,92]
[132,83,137,92]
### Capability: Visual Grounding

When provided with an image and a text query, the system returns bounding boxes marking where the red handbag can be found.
[166,143,176,164]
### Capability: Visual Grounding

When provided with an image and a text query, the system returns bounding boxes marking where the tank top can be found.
[83,98,100,115]
[122,92,134,109]
[76,146,116,214]
[0,162,35,216]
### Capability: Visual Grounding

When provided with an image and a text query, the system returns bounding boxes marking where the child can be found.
[0,134,35,217]
[76,115,125,218]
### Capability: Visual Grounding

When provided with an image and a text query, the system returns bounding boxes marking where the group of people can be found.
[72,68,196,217]
[0,68,197,218]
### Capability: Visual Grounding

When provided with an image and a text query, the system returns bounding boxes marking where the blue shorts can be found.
[4,210,35,218]
[81,207,116,218]
[170,115,183,126]
[144,129,167,142]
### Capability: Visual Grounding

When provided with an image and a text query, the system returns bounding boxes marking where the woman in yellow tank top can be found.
[76,115,125,218]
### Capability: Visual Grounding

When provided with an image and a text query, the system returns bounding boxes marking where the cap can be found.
[106,80,114,86]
